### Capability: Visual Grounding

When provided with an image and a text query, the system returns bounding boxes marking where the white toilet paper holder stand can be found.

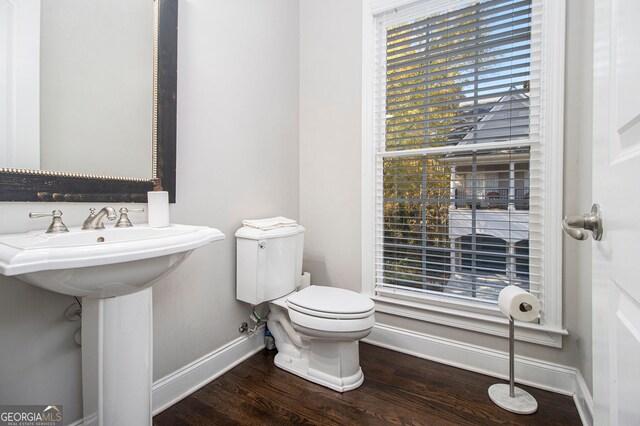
[488,313,538,414]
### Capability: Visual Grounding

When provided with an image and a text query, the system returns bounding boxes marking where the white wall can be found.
[299,0,362,292]
[154,0,300,379]
[299,0,593,387]
[565,0,594,392]
[0,0,300,422]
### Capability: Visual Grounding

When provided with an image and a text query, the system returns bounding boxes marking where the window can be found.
[365,0,565,344]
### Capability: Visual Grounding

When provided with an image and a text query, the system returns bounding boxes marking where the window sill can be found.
[372,292,568,348]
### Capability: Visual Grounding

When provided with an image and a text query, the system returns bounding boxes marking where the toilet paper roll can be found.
[299,272,311,289]
[498,285,540,322]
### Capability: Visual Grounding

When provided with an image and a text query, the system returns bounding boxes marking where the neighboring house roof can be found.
[456,91,530,146]
[442,91,530,162]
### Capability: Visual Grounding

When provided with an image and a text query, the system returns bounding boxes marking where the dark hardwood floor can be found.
[153,343,581,425]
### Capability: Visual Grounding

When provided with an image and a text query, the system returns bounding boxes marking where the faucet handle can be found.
[115,207,145,228]
[29,210,69,234]
[83,207,97,220]
[29,210,60,218]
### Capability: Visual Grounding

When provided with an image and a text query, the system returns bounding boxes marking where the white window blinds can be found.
[373,0,542,305]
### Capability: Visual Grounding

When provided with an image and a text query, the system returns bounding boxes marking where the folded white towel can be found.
[241,216,297,231]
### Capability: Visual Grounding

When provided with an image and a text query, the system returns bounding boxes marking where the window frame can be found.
[361,0,567,347]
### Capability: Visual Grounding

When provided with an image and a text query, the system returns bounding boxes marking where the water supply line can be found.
[240,307,267,335]
[65,298,82,347]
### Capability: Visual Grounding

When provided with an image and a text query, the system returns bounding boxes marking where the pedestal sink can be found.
[0,224,225,425]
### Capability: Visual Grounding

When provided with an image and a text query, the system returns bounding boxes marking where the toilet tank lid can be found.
[235,224,305,240]
[287,286,375,315]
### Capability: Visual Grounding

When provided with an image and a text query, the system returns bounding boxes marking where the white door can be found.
[592,0,640,424]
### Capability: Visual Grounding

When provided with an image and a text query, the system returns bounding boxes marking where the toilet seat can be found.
[283,286,375,333]
[286,286,375,319]
[287,304,374,319]
[288,309,375,333]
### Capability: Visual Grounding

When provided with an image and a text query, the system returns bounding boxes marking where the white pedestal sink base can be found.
[82,288,153,426]
[0,224,225,425]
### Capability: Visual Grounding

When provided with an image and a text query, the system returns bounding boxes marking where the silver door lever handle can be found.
[562,203,603,241]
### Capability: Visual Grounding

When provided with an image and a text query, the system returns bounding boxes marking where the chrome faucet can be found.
[82,207,117,230]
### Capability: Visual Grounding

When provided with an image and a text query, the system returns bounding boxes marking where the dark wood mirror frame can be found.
[0,0,177,204]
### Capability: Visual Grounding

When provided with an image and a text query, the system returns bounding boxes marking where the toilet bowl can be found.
[267,285,375,392]
[235,221,375,392]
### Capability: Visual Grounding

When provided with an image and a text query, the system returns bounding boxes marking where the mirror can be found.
[38,0,153,178]
[0,0,177,203]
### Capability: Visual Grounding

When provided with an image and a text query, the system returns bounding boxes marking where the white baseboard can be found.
[152,326,266,415]
[363,323,593,423]
[573,369,593,426]
[68,327,265,425]
[67,413,96,426]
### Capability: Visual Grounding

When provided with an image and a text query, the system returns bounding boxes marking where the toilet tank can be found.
[236,225,305,305]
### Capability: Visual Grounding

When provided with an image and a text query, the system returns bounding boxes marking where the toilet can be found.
[236,222,375,392]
